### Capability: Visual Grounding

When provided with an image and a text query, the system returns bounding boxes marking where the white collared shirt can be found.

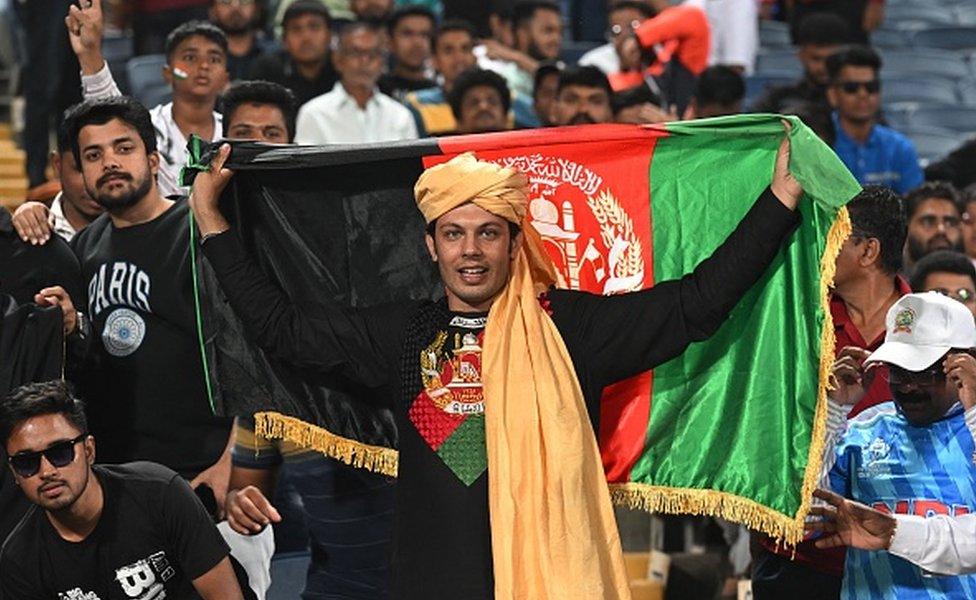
[294,82,419,145]
[49,193,79,242]
[80,64,223,199]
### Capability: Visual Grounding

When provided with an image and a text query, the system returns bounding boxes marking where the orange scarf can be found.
[415,153,631,599]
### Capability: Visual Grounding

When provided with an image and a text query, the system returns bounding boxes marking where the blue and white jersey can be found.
[829,401,976,599]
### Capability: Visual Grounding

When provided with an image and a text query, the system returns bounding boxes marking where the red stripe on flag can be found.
[422,124,669,481]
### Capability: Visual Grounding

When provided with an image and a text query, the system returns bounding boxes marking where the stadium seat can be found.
[140,84,172,109]
[909,106,976,135]
[871,28,911,49]
[882,77,959,108]
[126,54,168,107]
[755,51,801,75]
[560,41,600,65]
[960,79,976,105]
[759,23,791,48]
[744,73,794,108]
[912,27,976,51]
[880,50,972,79]
[884,5,958,27]
[902,127,962,163]
[881,107,914,131]
[266,552,310,600]
[102,33,134,94]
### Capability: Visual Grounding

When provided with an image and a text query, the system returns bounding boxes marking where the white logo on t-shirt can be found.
[58,589,101,600]
[102,308,147,357]
[115,551,174,599]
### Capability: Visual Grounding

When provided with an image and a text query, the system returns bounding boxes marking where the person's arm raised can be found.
[66,0,122,99]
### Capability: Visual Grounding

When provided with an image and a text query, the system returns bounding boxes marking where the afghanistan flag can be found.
[190,115,859,543]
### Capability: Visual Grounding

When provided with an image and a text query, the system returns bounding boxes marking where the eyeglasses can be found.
[916,214,961,229]
[836,80,881,95]
[607,20,642,40]
[888,364,945,388]
[8,433,88,478]
[932,287,976,303]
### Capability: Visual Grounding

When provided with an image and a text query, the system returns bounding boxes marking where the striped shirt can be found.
[829,402,976,599]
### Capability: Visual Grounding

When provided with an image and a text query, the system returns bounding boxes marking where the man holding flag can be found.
[188,128,803,598]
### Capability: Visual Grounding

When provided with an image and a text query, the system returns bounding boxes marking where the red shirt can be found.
[759,276,911,576]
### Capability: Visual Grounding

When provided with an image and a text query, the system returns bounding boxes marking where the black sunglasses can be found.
[8,433,88,478]
[837,80,880,94]
[888,364,945,388]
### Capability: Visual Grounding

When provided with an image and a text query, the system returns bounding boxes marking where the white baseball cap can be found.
[866,292,976,371]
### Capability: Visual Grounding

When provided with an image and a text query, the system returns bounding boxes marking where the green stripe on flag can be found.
[614,115,860,542]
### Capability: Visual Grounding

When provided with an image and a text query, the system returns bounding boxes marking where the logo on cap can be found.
[893,307,916,334]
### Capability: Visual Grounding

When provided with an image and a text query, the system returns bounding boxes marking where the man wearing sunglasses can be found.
[826,46,923,195]
[910,250,976,319]
[0,380,252,599]
[817,292,976,598]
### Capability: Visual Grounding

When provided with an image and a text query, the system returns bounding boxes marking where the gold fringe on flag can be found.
[253,411,399,477]
[609,206,852,546]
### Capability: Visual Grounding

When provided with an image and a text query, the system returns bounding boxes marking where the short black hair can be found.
[910,250,976,292]
[795,12,852,47]
[282,0,332,30]
[57,105,78,155]
[0,381,87,449]
[694,65,744,108]
[611,83,659,114]
[608,0,654,19]
[513,0,561,29]
[387,4,436,36]
[164,20,228,63]
[220,80,299,142]
[847,185,907,274]
[338,20,384,50]
[557,65,612,97]
[533,60,562,99]
[448,68,512,121]
[433,19,476,53]
[904,181,961,220]
[64,97,157,166]
[826,45,881,83]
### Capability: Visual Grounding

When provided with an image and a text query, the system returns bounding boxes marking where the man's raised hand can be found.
[65,0,106,75]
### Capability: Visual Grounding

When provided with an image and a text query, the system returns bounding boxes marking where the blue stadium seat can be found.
[140,84,172,109]
[880,50,972,79]
[102,33,134,94]
[755,51,801,75]
[759,23,791,49]
[126,54,168,107]
[960,80,976,105]
[909,106,976,135]
[884,5,958,27]
[912,27,976,51]
[882,77,959,108]
[882,107,914,131]
[871,28,911,49]
[266,552,310,600]
[744,73,794,108]
[901,127,963,165]
[560,41,600,65]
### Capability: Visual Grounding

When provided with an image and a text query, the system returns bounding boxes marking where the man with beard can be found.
[826,46,922,194]
[0,381,251,599]
[11,116,106,245]
[484,0,562,98]
[751,13,851,114]
[55,97,235,521]
[448,69,511,134]
[910,251,976,319]
[210,0,275,81]
[819,292,976,598]
[67,0,228,199]
[549,66,614,126]
[251,1,338,107]
[903,182,964,275]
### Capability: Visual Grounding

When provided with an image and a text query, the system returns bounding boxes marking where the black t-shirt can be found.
[0,463,229,599]
[203,188,799,598]
[248,50,339,107]
[377,73,436,102]
[70,201,231,478]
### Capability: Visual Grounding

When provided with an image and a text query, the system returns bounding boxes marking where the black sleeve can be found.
[550,187,799,386]
[0,543,45,600]
[201,230,411,389]
[162,474,229,580]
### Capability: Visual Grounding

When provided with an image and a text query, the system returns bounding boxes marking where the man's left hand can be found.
[946,352,976,410]
[806,488,897,551]
[190,451,232,520]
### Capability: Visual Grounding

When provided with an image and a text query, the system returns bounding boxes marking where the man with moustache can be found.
[210,0,274,81]
[821,292,976,598]
[903,182,965,275]
[549,66,614,126]
[0,381,251,599]
[50,97,235,517]
[448,69,511,134]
